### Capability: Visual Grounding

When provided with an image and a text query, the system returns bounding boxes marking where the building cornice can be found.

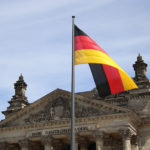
[0,112,140,133]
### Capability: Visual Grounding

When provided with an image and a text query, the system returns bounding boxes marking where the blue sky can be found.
[0,0,150,120]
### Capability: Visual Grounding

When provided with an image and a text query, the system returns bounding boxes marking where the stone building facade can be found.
[0,54,150,150]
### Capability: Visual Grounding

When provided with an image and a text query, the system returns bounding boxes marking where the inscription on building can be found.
[30,127,88,137]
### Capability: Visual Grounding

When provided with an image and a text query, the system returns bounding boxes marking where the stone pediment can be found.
[0,89,131,127]
[24,97,111,124]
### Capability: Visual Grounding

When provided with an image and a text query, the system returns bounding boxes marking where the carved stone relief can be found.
[24,97,109,124]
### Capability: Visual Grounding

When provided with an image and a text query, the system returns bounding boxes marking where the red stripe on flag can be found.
[75,36,107,54]
[102,64,124,94]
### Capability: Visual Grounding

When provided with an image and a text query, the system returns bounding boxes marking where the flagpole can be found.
[71,16,75,150]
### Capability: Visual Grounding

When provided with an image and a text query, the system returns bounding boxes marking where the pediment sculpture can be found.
[24,97,109,124]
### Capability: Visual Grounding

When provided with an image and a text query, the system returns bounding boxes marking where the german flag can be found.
[74,25,138,97]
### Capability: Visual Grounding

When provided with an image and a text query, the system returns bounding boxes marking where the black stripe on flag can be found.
[75,25,88,36]
[89,64,111,97]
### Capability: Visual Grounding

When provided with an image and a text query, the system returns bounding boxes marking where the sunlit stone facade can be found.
[0,54,150,150]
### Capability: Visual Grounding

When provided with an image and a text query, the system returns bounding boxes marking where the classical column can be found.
[75,137,78,150]
[119,129,132,150]
[42,135,52,150]
[0,142,8,150]
[19,139,29,150]
[79,138,88,150]
[31,142,42,150]
[135,141,139,150]
[54,139,63,150]
[93,131,103,150]
[132,135,139,150]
